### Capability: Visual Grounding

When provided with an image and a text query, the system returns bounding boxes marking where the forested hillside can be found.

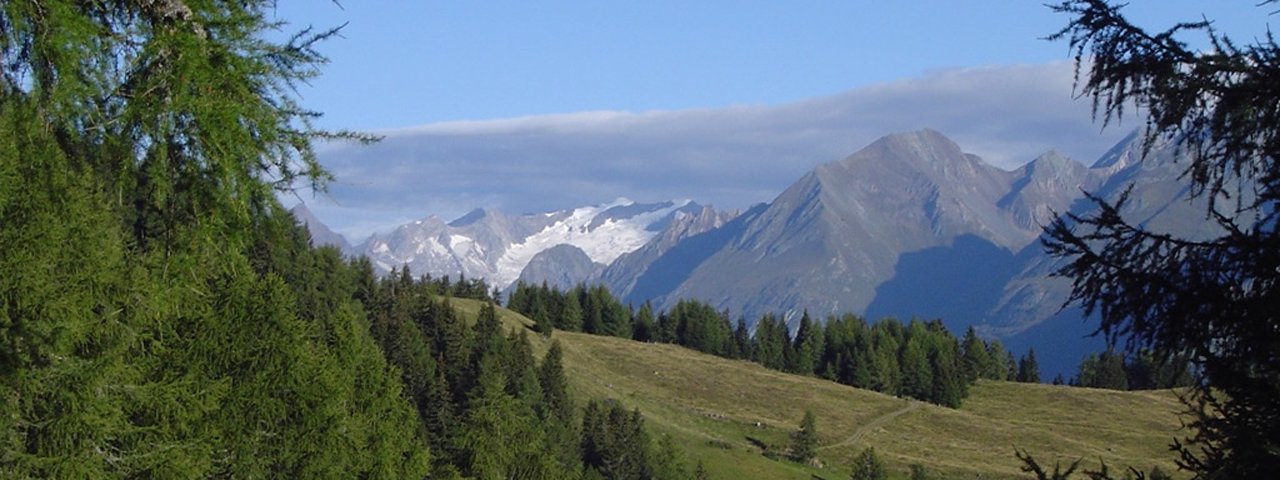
[475,299,1189,479]
[0,3,684,478]
[508,282,1049,408]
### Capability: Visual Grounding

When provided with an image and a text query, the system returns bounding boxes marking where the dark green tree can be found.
[0,2,429,477]
[1094,348,1129,391]
[537,342,581,475]
[985,340,1012,381]
[960,326,991,383]
[650,434,690,480]
[900,337,933,400]
[794,311,825,376]
[929,339,967,407]
[790,410,819,463]
[869,328,902,395]
[581,401,652,480]
[753,314,788,371]
[633,301,657,342]
[1017,349,1040,384]
[733,317,754,360]
[1046,2,1280,475]
[850,447,887,480]
[461,356,555,479]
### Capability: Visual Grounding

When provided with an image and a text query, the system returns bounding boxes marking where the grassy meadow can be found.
[450,298,1188,479]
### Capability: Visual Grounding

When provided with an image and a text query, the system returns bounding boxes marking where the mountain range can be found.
[294,128,1211,376]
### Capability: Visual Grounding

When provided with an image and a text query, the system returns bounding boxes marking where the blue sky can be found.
[272,2,1273,241]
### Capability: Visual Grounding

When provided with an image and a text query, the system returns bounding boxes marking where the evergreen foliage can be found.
[581,401,652,480]
[507,283,988,407]
[849,447,887,480]
[789,410,819,463]
[0,3,676,477]
[961,326,992,383]
[650,434,692,480]
[984,340,1013,381]
[1071,347,1194,391]
[1017,349,1041,383]
[1046,1,1280,475]
[0,2,430,476]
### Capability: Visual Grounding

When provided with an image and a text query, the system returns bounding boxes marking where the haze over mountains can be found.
[295,128,1209,375]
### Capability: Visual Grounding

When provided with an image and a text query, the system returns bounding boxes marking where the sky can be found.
[270,1,1273,242]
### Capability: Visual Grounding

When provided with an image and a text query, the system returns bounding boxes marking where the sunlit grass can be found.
[450,298,1188,479]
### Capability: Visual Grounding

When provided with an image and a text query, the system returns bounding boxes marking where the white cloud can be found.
[300,61,1133,243]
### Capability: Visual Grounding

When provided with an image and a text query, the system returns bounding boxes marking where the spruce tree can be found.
[733,317,754,360]
[539,341,580,473]
[929,340,966,407]
[985,340,1011,381]
[790,410,819,463]
[0,3,429,477]
[559,289,585,332]
[850,447,887,480]
[650,435,690,480]
[960,326,991,383]
[633,301,656,342]
[794,311,824,376]
[1094,348,1129,391]
[900,337,933,400]
[1017,349,1041,384]
[461,356,552,479]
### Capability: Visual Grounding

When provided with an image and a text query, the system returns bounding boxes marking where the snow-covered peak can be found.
[492,199,695,288]
[358,199,703,290]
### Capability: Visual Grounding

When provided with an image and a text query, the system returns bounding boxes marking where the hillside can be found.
[449,299,1187,479]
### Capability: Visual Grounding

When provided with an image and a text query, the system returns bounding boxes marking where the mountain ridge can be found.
[300,128,1214,376]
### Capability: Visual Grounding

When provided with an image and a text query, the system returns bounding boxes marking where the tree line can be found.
[507,282,1048,408]
[1059,348,1194,391]
[364,266,700,479]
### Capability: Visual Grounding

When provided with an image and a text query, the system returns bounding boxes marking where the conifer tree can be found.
[581,401,652,480]
[461,356,553,479]
[1018,349,1041,384]
[929,339,967,407]
[633,301,657,342]
[1005,351,1018,382]
[794,311,825,376]
[650,435,690,480]
[1045,1,1280,474]
[850,447,887,480]
[790,410,819,463]
[733,317,754,360]
[753,314,788,370]
[961,326,991,383]
[0,3,429,477]
[900,337,933,400]
[539,341,581,473]
[985,340,1011,381]
[505,330,545,412]
[559,288,585,332]
[540,341,574,421]
[870,329,902,395]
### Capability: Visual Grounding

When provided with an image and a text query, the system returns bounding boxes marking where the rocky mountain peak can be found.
[834,129,967,173]
[449,207,499,227]
[289,203,352,253]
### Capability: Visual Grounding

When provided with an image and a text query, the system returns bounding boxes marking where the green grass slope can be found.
[449,299,1187,479]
